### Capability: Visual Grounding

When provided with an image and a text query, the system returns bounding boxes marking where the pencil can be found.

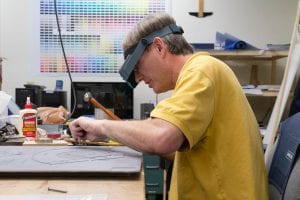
[48,186,68,193]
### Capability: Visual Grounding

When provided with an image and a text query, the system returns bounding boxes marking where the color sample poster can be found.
[40,0,169,74]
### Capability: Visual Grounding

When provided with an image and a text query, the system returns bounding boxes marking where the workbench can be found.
[0,141,145,200]
[0,176,144,199]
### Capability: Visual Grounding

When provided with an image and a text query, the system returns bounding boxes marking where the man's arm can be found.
[70,117,185,156]
[103,118,185,155]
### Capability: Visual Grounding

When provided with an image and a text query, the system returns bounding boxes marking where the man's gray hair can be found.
[123,12,194,55]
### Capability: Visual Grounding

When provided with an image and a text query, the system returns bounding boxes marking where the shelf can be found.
[201,49,289,85]
[201,50,289,129]
[206,49,289,61]
[245,91,279,97]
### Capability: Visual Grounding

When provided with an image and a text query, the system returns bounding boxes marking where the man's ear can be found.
[152,37,167,56]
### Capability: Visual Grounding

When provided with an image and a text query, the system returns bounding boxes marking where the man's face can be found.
[134,42,173,93]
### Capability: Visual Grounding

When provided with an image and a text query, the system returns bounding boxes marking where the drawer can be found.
[143,155,164,195]
[143,154,161,166]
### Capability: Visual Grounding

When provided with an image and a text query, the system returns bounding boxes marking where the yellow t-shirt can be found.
[151,52,268,200]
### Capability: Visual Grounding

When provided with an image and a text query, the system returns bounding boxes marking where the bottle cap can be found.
[25,97,32,109]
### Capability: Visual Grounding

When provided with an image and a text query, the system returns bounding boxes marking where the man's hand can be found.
[69,117,108,142]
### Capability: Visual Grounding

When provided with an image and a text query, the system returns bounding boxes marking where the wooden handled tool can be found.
[188,0,213,18]
[64,92,122,146]
[198,0,204,17]
[84,92,121,120]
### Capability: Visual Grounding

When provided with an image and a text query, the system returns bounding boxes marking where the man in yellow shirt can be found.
[69,13,268,199]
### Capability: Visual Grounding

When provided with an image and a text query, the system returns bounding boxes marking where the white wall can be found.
[0,0,298,119]
[172,0,298,45]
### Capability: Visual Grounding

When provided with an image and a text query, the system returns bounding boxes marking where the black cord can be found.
[53,0,77,119]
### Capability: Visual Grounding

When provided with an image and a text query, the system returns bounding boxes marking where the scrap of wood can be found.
[64,137,122,146]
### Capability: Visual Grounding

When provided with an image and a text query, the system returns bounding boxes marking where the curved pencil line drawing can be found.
[0,146,142,173]
[31,148,124,165]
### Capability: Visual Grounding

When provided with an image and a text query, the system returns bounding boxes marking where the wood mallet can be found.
[83,92,121,120]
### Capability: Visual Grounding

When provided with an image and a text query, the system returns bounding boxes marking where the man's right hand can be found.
[68,117,108,142]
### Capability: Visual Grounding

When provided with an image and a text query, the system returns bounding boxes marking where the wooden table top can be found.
[0,173,145,199]
[0,140,145,200]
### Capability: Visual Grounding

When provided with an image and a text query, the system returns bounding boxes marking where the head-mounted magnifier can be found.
[119,24,184,89]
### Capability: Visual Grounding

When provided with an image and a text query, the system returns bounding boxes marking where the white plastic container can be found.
[8,114,21,135]
[19,97,37,139]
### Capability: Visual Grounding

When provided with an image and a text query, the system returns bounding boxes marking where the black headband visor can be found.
[119,24,184,89]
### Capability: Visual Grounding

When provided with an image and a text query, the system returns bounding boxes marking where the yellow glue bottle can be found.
[19,96,37,140]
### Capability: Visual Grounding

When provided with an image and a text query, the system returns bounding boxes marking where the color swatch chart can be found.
[40,0,169,74]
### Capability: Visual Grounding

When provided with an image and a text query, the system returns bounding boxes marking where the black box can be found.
[15,88,42,108]
[71,82,133,119]
[42,90,67,108]
[140,103,154,119]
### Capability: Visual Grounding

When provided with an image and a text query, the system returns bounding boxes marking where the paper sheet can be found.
[243,88,263,95]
